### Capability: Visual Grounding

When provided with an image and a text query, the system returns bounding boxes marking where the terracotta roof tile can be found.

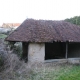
[5,19,80,42]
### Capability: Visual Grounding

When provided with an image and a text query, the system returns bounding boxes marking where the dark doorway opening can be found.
[22,42,29,61]
[45,42,66,60]
[68,43,80,58]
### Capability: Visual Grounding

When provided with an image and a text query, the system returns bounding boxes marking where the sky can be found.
[0,0,80,24]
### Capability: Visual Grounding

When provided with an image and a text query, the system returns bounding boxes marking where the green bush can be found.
[13,45,22,57]
[7,42,22,58]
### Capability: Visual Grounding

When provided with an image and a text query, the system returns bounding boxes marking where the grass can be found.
[25,64,80,80]
[57,65,80,80]
[0,61,80,80]
[0,34,7,39]
[1,63,80,80]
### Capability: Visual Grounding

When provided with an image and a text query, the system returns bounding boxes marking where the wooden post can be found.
[65,42,68,59]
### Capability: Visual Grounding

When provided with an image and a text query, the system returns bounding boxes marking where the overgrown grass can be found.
[0,34,7,39]
[25,64,80,80]
[1,55,80,80]
[21,65,80,80]
[0,40,80,80]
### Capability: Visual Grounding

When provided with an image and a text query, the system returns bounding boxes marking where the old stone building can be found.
[5,19,80,63]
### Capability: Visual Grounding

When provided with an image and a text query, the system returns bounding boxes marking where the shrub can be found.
[7,42,22,58]
[0,54,4,66]
[0,52,7,71]
[13,42,22,58]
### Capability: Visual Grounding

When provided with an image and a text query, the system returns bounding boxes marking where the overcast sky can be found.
[0,0,80,24]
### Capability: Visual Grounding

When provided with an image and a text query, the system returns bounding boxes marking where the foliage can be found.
[0,51,80,80]
[12,42,22,58]
[7,42,22,58]
[0,53,6,71]
[65,16,80,26]
[0,54,4,66]
[0,48,80,80]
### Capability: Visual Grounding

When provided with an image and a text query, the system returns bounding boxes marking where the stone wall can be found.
[28,43,45,62]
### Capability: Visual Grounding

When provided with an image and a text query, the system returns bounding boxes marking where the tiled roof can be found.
[5,19,80,42]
